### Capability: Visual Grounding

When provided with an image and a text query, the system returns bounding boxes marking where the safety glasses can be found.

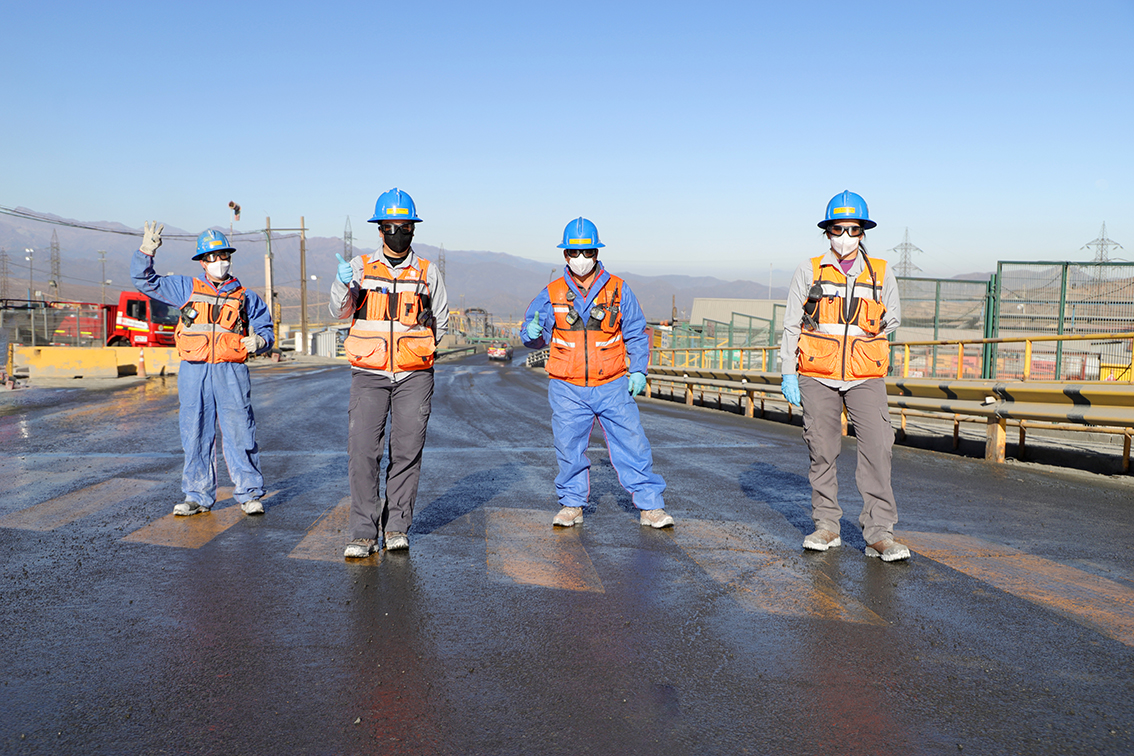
[378,222,415,235]
[826,224,865,238]
[564,249,599,259]
[203,251,232,262]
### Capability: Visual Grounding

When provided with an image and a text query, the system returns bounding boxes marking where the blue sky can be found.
[4,0,1131,279]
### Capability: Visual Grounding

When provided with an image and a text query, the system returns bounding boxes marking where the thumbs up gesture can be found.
[525,311,543,340]
[336,253,354,284]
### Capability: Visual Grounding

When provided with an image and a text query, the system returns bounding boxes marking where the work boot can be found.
[639,508,675,529]
[385,532,409,551]
[240,499,264,515]
[344,539,377,559]
[865,539,911,562]
[553,506,584,527]
[173,501,207,516]
[802,529,841,551]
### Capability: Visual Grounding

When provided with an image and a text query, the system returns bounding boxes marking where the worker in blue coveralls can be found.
[522,217,673,529]
[132,222,274,516]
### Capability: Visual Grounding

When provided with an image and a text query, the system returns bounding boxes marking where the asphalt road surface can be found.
[2,353,1132,755]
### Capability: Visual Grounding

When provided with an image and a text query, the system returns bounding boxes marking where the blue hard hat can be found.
[557,217,605,249]
[193,229,236,260]
[368,188,422,223]
[818,190,877,230]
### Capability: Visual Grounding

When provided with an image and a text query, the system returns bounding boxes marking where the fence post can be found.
[985,416,1007,462]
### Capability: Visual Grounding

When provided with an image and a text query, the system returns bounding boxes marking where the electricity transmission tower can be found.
[1082,222,1122,264]
[343,217,353,260]
[889,227,924,277]
[0,248,9,300]
[50,230,61,300]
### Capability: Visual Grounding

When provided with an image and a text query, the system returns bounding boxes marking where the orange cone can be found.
[137,347,147,378]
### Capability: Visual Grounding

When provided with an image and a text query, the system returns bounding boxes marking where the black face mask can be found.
[383,226,414,255]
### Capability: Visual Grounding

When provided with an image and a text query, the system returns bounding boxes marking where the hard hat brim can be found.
[817,219,877,230]
[192,247,236,261]
[368,214,422,223]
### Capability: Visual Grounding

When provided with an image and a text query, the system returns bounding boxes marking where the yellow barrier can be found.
[12,346,181,379]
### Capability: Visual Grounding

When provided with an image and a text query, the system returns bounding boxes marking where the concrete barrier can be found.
[12,346,181,379]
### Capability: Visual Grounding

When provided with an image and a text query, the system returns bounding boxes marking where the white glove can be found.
[242,333,267,354]
[141,221,164,256]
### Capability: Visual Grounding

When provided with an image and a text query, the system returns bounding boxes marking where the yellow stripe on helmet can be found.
[568,238,593,244]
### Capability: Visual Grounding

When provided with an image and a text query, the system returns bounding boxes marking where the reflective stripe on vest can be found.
[174,278,248,363]
[544,274,628,387]
[342,255,436,372]
[797,254,890,381]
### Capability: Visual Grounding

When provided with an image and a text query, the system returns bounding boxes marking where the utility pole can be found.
[299,216,308,355]
[0,248,9,300]
[438,243,446,283]
[1082,222,1122,264]
[890,228,924,277]
[344,216,354,260]
[50,230,61,301]
[98,250,107,305]
[264,217,275,341]
[25,248,33,301]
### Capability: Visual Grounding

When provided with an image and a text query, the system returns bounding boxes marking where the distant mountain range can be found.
[0,207,992,321]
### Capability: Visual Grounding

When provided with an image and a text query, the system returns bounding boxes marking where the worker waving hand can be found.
[132,223,274,516]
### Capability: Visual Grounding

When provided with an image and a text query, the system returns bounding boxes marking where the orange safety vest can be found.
[545,274,627,387]
[796,254,890,380]
[174,278,248,363]
[342,255,436,372]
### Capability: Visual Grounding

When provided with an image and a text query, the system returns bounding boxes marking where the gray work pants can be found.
[798,376,898,544]
[348,369,434,540]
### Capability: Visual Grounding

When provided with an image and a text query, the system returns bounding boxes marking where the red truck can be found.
[49,291,178,347]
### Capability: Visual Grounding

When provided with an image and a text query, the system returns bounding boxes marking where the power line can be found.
[0,205,301,241]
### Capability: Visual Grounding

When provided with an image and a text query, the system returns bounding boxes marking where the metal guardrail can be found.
[644,365,1134,471]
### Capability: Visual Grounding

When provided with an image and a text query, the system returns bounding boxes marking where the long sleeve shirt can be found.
[328,248,449,380]
[779,249,901,389]
[130,250,275,352]
[522,263,650,375]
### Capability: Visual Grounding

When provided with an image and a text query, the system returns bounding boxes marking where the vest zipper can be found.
[390,275,397,372]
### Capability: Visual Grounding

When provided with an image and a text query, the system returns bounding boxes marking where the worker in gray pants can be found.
[330,188,448,557]
[779,190,910,562]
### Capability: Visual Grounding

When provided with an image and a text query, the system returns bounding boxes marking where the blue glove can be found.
[781,374,802,407]
[628,372,647,396]
[335,253,353,284]
[525,311,543,340]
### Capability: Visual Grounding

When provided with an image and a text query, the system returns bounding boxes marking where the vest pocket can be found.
[176,332,211,362]
[855,299,887,336]
[214,332,248,363]
[344,331,389,370]
[849,335,890,378]
[797,331,841,378]
[394,333,435,371]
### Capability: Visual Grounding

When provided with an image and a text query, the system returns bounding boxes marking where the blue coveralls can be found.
[523,263,666,511]
[131,251,275,508]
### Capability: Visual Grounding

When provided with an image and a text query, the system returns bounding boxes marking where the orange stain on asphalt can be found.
[0,477,162,531]
[485,508,605,593]
[900,531,1134,647]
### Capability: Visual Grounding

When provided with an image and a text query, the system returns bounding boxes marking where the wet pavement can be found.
[1,353,1132,755]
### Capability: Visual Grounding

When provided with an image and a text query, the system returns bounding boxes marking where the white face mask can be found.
[206,260,231,280]
[829,235,860,258]
[568,256,596,277]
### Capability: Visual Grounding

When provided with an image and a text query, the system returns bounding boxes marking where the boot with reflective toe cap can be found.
[173,501,207,516]
[240,499,264,515]
[553,506,584,527]
[385,532,409,551]
[344,539,376,559]
[802,529,841,551]
[639,509,675,529]
[866,539,911,562]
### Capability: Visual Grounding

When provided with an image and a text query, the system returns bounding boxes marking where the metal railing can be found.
[647,332,1134,471]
